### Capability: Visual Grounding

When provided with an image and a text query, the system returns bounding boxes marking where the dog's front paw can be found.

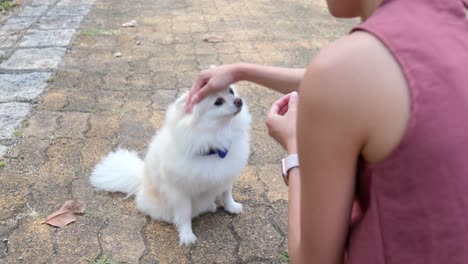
[179,231,197,246]
[224,201,243,214]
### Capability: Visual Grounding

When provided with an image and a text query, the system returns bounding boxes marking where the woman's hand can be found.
[266,92,299,154]
[185,64,240,112]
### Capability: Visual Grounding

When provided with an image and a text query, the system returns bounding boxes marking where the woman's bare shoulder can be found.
[301,30,410,162]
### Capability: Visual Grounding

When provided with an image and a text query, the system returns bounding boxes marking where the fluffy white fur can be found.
[90,86,251,246]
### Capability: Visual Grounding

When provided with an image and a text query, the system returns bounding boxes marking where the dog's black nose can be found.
[234,98,243,108]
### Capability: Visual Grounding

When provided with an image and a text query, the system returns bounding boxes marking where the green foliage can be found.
[278,251,289,263]
[0,0,15,12]
[88,254,118,264]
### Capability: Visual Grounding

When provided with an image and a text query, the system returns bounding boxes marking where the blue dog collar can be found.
[205,148,229,159]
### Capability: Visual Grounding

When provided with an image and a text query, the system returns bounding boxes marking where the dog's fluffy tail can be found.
[90,149,144,197]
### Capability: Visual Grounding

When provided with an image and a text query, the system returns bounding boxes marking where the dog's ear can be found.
[229,84,237,95]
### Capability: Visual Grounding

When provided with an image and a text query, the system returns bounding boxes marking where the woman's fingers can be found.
[185,77,207,112]
[269,93,292,116]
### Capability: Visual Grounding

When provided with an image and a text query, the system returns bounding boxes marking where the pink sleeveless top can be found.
[348,0,468,263]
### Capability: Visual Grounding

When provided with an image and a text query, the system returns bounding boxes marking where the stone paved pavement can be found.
[0,0,96,156]
[0,0,356,263]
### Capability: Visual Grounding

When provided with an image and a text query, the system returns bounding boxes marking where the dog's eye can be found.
[229,88,234,95]
[214,97,225,106]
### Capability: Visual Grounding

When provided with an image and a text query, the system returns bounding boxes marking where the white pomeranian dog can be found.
[90,85,251,246]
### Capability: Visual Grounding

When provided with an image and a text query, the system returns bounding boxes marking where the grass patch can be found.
[0,161,5,169]
[0,0,15,12]
[88,254,117,264]
[81,28,119,36]
[45,76,55,83]
[13,129,21,138]
[21,119,29,127]
[278,251,289,263]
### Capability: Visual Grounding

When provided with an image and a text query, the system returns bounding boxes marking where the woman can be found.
[186,0,468,262]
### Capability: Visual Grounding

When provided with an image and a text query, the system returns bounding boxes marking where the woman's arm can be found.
[265,92,303,261]
[264,81,359,264]
[234,63,305,94]
[287,168,302,262]
[185,63,305,111]
[295,63,362,263]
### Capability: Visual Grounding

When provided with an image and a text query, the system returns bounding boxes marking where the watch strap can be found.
[281,154,299,186]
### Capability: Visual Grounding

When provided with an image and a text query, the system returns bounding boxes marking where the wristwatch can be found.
[281,154,299,186]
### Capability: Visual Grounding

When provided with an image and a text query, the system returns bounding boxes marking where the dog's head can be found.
[170,85,246,129]
[165,85,251,156]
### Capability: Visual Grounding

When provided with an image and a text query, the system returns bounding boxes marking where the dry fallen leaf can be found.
[42,199,86,228]
[203,34,223,43]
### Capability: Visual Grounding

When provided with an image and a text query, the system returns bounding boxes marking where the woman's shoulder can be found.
[302,30,410,163]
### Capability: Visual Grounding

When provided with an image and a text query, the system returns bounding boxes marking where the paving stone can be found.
[0,169,30,220]
[0,218,17,253]
[6,217,54,263]
[5,137,50,172]
[118,111,153,148]
[17,5,49,17]
[57,0,95,6]
[50,216,101,264]
[0,34,19,49]
[0,145,7,156]
[215,42,238,54]
[271,200,288,237]
[250,129,285,165]
[31,0,57,5]
[126,73,155,90]
[195,42,217,55]
[22,110,60,139]
[0,47,66,70]
[71,161,114,215]
[36,15,84,30]
[54,111,90,139]
[233,205,284,262]
[191,213,238,264]
[258,165,288,203]
[0,72,52,103]
[31,140,84,211]
[151,89,178,110]
[19,29,76,47]
[196,54,219,70]
[1,16,37,32]
[140,221,190,264]
[174,43,195,55]
[234,166,266,203]
[150,110,165,130]
[47,5,91,16]
[218,53,241,64]
[38,138,83,173]
[87,112,119,138]
[37,89,69,111]
[150,71,178,89]
[0,103,31,140]
[80,136,114,170]
[101,214,146,263]
[65,88,100,112]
